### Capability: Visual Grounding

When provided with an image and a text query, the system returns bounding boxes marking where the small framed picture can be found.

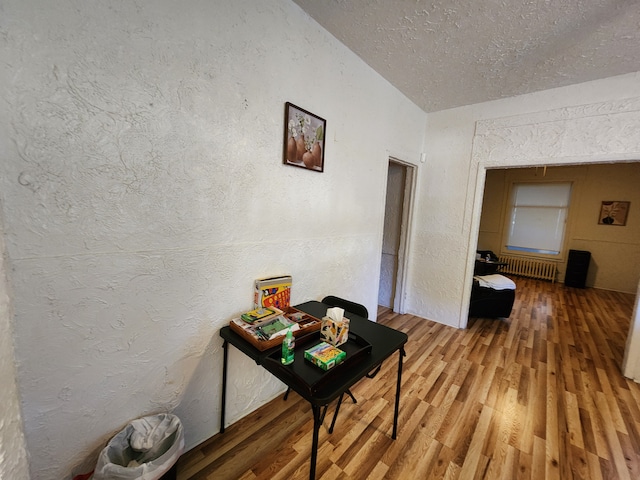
[598,201,630,226]
[283,102,326,172]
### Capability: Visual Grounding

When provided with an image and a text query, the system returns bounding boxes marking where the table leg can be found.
[328,393,345,434]
[220,339,228,434]
[310,404,322,480]
[392,347,405,439]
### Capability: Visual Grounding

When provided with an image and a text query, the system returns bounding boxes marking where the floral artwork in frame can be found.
[598,201,630,226]
[283,102,326,172]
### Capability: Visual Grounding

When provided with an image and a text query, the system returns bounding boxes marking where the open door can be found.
[379,158,415,313]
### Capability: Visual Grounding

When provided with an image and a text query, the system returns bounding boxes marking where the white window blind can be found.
[506,183,572,255]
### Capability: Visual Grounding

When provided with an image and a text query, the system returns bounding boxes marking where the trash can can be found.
[92,413,184,480]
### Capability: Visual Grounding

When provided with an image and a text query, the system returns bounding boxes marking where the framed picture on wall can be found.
[598,201,630,226]
[283,102,326,172]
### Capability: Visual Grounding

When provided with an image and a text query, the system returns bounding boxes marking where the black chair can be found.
[282,295,373,433]
[321,295,379,433]
[322,295,369,320]
[321,296,368,403]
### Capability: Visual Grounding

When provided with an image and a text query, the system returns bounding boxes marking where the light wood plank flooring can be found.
[176,278,640,479]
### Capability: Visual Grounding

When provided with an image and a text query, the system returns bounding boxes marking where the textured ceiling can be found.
[292,0,640,112]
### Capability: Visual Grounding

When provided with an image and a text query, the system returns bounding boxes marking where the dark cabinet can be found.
[565,249,591,288]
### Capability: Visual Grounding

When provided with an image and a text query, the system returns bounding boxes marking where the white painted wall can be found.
[411,73,640,329]
[0,1,426,478]
[0,214,30,480]
[3,0,640,477]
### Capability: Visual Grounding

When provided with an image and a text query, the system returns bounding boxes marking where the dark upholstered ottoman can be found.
[469,274,516,318]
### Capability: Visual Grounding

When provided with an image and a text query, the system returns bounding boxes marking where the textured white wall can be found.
[0,1,426,478]
[413,73,640,328]
[0,215,30,480]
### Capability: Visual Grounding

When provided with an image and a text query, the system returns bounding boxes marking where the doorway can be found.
[378,158,415,313]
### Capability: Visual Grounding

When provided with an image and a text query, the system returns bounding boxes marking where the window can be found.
[505,182,572,255]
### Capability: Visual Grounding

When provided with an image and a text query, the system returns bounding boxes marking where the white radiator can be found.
[497,255,558,282]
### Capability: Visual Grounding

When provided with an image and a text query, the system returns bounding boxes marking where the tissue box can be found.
[254,276,292,310]
[321,315,350,346]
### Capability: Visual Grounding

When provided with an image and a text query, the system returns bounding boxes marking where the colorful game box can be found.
[304,342,346,371]
[240,307,278,323]
[254,276,292,310]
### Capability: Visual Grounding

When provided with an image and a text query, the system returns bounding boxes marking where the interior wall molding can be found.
[472,96,640,167]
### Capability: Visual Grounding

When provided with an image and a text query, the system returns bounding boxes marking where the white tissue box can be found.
[321,316,350,346]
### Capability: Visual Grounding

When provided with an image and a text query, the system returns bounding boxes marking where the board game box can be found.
[304,342,346,371]
[254,275,292,310]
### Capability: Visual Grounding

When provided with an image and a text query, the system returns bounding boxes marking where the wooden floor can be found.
[176,278,640,479]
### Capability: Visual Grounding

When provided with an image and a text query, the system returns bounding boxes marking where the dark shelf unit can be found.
[565,249,591,288]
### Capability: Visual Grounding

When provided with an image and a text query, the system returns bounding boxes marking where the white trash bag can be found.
[92,413,184,480]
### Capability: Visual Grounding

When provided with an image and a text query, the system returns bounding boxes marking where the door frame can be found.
[386,157,416,314]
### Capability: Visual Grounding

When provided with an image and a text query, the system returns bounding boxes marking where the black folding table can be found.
[219,300,408,480]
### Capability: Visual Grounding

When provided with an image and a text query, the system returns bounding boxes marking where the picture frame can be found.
[283,102,326,172]
[598,201,630,226]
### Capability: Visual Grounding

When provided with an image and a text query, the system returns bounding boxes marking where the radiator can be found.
[497,255,558,282]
